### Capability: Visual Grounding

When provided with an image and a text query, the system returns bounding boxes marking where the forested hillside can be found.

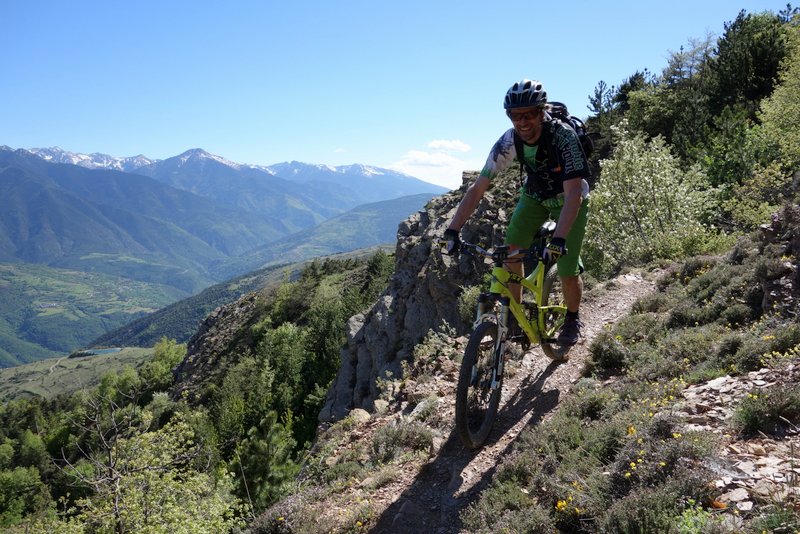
[0,252,393,531]
[0,7,798,533]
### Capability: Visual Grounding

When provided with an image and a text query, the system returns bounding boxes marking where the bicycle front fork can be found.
[473,293,508,391]
[493,297,510,389]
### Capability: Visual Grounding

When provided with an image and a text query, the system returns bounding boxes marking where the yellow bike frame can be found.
[487,260,567,344]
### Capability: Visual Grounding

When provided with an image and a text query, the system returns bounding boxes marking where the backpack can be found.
[513,101,598,192]
[547,102,596,159]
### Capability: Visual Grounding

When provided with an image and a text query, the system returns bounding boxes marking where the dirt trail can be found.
[368,272,656,533]
[48,357,65,374]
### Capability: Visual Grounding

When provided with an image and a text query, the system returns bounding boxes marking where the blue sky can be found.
[2,0,788,189]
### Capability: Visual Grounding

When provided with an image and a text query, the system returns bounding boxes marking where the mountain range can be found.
[0,145,448,363]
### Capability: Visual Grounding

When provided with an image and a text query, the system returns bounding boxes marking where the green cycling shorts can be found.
[504,192,590,277]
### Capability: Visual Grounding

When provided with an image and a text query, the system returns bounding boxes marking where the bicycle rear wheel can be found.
[540,264,569,361]
[455,320,503,448]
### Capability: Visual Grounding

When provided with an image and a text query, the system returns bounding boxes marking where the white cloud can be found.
[428,139,471,152]
[389,139,482,190]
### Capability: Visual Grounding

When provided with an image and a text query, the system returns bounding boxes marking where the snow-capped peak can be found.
[176,148,242,169]
[26,147,156,172]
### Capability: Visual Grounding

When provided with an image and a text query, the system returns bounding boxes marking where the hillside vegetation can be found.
[0,7,799,533]
[90,245,392,350]
[0,263,183,366]
[0,252,393,531]
[0,194,426,363]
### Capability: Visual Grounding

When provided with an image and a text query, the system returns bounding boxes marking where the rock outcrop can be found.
[320,168,522,421]
[171,292,262,401]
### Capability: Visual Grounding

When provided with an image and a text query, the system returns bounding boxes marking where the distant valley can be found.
[0,145,448,364]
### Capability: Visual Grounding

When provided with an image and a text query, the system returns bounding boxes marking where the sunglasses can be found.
[507,109,541,122]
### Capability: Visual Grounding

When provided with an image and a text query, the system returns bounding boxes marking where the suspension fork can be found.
[492,296,510,389]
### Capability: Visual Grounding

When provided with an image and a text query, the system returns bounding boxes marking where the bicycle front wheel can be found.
[455,320,503,448]
[540,264,569,361]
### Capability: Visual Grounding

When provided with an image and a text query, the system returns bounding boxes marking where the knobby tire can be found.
[455,320,503,448]
[540,264,569,361]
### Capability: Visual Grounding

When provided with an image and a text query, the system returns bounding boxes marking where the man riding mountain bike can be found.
[444,79,591,347]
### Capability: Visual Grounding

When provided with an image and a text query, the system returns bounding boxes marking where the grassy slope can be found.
[0,262,186,366]
[0,347,153,401]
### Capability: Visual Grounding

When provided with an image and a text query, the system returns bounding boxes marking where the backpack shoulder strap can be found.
[538,118,560,167]
[514,121,559,182]
[513,130,526,182]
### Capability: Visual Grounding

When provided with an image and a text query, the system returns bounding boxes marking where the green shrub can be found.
[580,416,630,465]
[760,18,800,171]
[679,257,721,284]
[583,121,720,277]
[516,413,584,459]
[730,335,772,372]
[600,466,714,534]
[628,348,684,382]
[457,285,482,325]
[612,312,666,345]
[747,504,800,533]
[720,162,791,230]
[767,323,800,355]
[631,290,681,314]
[719,303,754,326]
[370,419,432,464]
[563,381,622,422]
[461,490,554,534]
[586,332,631,376]
[732,384,800,436]
[656,325,726,367]
[322,460,365,485]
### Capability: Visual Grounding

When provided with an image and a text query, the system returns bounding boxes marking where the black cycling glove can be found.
[443,228,461,255]
[543,237,567,263]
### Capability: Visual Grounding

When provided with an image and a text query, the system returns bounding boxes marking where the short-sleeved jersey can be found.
[480,118,590,199]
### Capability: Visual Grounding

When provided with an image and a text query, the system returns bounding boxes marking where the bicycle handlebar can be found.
[439,240,544,265]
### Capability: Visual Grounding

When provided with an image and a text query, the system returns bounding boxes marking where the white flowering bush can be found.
[760,19,800,172]
[584,121,726,277]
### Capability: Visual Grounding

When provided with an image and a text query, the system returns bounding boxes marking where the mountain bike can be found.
[449,221,570,448]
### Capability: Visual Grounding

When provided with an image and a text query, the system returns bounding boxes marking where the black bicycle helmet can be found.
[504,79,547,109]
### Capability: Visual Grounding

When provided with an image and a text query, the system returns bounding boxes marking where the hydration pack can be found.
[547,102,595,159]
[513,101,598,194]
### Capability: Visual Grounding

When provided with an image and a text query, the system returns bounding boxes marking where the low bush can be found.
[586,332,631,376]
[370,419,433,464]
[599,466,715,534]
[732,384,800,436]
[748,504,800,533]
[461,490,554,534]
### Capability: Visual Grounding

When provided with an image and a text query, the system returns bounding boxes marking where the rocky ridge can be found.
[320,170,521,422]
